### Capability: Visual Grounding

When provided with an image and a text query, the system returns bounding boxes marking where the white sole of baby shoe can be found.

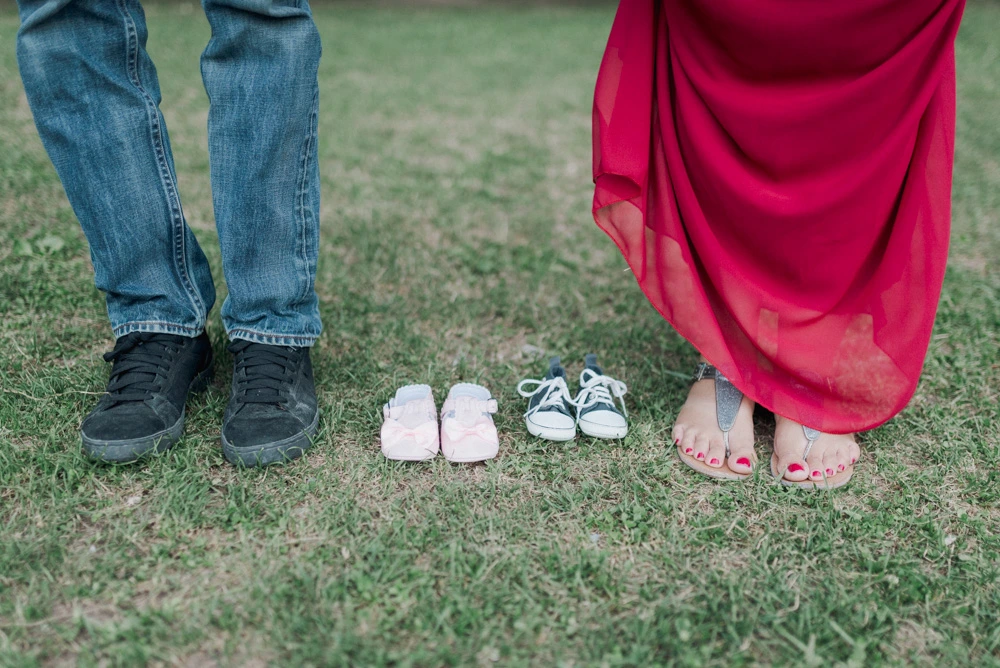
[441,448,499,463]
[382,447,438,462]
[578,421,628,440]
[526,420,576,442]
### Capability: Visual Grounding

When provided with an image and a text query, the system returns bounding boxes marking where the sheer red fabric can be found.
[593,0,966,433]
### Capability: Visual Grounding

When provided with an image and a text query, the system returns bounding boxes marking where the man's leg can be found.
[201,0,322,346]
[17,0,216,336]
[17,0,217,462]
[200,0,322,466]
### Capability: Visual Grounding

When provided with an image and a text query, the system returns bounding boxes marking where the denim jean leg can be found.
[15,0,216,339]
[201,0,323,347]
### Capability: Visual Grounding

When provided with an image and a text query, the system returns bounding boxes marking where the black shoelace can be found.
[229,341,299,405]
[104,333,181,406]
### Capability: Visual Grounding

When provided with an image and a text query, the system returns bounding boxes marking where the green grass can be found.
[1,2,999,665]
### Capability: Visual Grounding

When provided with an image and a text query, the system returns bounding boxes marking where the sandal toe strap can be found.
[693,363,744,457]
[802,425,821,459]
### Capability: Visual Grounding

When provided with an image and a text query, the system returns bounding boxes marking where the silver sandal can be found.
[675,363,754,480]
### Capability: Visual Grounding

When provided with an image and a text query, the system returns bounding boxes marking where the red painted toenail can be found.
[736,457,751,467]
[812,471,822,478]
[696,452,705,460]
[709,458,720,465]
[838,464,846,471]
[675,439,680,445]
[826,468,834,476]
[685,447,693,454]
[851,458,857,464]
[787,463,804,473]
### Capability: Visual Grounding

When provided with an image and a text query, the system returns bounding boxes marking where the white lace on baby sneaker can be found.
[574,354,628,439]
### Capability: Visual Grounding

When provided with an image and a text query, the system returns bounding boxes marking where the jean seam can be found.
[294,82,319,305]
[116,0,207,328]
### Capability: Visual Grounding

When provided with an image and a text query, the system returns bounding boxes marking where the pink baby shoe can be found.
[439,383,500,463]
[381,384,439,461]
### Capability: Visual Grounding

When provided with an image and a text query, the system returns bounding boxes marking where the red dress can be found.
[593,0,966,433]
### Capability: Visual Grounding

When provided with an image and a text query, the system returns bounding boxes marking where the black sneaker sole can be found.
[220,409,319,468]
[81,362,215,464]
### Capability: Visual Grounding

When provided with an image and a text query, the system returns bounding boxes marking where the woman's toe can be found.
[672,425,685,447]
[728,444,754,474]
[805,451,826,481]
[848,440,862,465]
[704,438,726,468]
[823,447,844,477]
[776,454,808,481]
[679,430,698,457]
[788,463,808,481]
[693,435,711,461]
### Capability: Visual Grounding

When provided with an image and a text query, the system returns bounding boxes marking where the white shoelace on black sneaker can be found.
[575,369,628,418]
[517,376,577,418]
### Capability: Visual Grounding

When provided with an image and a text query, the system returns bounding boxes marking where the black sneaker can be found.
[81,332,214,463]
[221,341,319,467]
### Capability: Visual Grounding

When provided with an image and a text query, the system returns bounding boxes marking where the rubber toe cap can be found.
[527,411,576,431]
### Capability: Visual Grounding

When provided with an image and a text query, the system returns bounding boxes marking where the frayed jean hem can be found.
[111,321,204,339]
[228,328,318,348]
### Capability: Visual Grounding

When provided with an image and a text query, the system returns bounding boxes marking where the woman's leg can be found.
[592,0,965,459]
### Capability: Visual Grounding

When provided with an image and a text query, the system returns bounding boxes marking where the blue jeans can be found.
[16,0,323,347]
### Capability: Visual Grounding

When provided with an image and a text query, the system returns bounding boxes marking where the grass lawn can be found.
[1,1,999,665]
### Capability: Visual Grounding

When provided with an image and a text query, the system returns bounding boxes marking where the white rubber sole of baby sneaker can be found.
[578,421,628,440]
[525,419,576,442]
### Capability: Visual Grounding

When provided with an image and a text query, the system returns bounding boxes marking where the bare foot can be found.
[771,415,861,484]
[672,357,756,476]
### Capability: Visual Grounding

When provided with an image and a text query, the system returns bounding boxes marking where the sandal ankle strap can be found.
[692,362,718,382]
